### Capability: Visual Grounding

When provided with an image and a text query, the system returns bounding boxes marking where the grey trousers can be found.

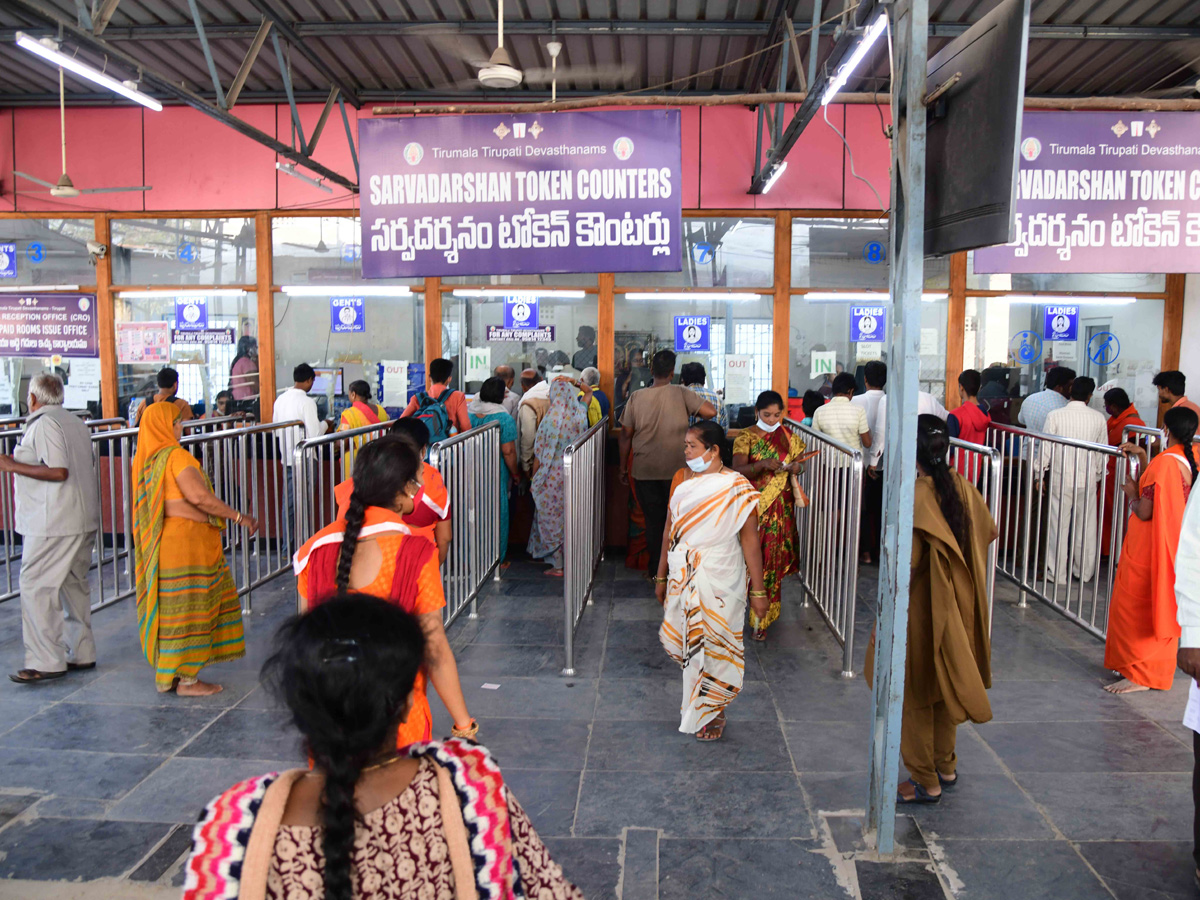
[20,531,97,672]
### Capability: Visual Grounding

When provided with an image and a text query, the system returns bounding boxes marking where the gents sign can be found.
[360,109,682,278]
[331,296,365,333]
[0,293,97,358]
[974,111,1200,273]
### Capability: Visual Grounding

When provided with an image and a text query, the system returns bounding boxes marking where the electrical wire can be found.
[823,102,887,214]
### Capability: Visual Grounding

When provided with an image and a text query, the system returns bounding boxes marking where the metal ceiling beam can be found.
[747,0,798,94]
[185,0,225,108]
[225,19,272,108]
[91,0,120,35]
[242,0,361,108]
[3,20,1199,42]
[5,0,357,192]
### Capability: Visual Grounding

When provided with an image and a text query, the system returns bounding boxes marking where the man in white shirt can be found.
[1173,490,1200,886]
[872,388,949,453]
[494,365,520,417]
[852,361,887,564]
[1038,376,1108,583]
[273,363,330,533]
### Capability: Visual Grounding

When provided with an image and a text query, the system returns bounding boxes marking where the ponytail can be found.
[335,492,367,592]
[1164,406,1199,486]
[916,414,967,547]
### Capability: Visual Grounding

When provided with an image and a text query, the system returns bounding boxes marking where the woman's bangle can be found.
[749,590,768,598]
[234,512,242,525]
[451,719,479,740]
[653,575,669,584]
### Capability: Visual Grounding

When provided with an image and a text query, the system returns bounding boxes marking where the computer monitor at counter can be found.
[309,367,344,397]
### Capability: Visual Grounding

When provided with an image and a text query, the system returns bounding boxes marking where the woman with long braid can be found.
[866,415,997,804]
[1104,406,1200,694]
[293,437,476,747]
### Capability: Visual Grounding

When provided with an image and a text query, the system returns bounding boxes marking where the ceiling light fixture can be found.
[821,14,889,106]
[280,285,413,296]
[1002,295,1136,306]
[623,292,762,301]
[0,284,80,293]
[803,291,948,303]
[118,289,246,298]
[14,32,162,111]
[761,161,788,194]
[452,289,586,298]
[276,162,333,194]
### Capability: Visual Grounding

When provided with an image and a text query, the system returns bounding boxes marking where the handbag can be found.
[790,473,810,508]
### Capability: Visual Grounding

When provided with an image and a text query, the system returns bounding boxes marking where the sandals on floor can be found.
[9,668,67,684]
[696,714,727,742]
[938,771,959,789]
[897,779,941,804]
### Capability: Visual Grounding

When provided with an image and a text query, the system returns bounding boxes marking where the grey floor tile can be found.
[235,684,287,711]
[0,697,55,737]
[901,774,1056,840]
[786,720,872,772]
[658,838,844,900]
[0,817,174,880]
[771,677,872,722]
[824,813,925,854]
[986,679,1150,723]
[64,666,258,708]
[451,676,599,720]
[454,642,601,677]
[503,768,582,837]
[33,797,110,818]
[473,612,608,647]
[541,838,621,900]
[1113,683,1191,723]
[575,770,812,839]
[0,791,38,828]
[977,720,1195,773]
[0,701,220,755]
[802,771,868,815]
[988,644,1098,682]
[856,860,945,900]
[1016,773,1193,841]
[177,708,304,761]
[936,839,1113,900]
[1076,841,1198,900]
[0,747,166,800]
[130,824,193,882]
[594,677,777,722]
[471,717,590,770]
[0,664,107,702]
[107,756,298,824]
[602,620,766,682]
[586,718,792,772]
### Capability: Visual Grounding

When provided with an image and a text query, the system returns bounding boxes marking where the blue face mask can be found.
[687,450,713,473]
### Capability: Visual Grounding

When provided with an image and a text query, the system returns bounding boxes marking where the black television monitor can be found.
[923,0,1031,256]
[308,366,344,397]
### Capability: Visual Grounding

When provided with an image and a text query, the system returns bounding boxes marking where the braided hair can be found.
[916,413,967,547]
[1164,406,1199,486]
[262,595,426,900]
[335,437,422,592]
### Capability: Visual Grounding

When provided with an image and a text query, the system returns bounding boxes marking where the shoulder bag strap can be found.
[436,763,478,900]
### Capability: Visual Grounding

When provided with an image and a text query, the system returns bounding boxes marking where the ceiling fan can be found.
[432,2,633,91]
[13,68,152,198]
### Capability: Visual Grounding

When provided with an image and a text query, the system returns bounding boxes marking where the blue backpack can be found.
[413,390,456,447]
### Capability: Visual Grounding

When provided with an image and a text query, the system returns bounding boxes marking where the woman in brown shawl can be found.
[866,414,997,803]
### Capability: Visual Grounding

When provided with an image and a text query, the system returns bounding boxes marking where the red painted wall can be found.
[0,101,889,213]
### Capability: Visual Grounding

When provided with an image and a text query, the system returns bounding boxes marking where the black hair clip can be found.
[321,638,360,665]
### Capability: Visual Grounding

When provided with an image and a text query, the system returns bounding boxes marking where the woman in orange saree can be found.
[1103,406,1199,693]
[1102,389,1145,556]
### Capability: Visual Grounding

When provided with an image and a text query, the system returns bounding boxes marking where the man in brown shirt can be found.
[619,349,717,578]
[134,367,194,425]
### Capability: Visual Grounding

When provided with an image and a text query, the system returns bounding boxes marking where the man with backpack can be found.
[400,358,471,447]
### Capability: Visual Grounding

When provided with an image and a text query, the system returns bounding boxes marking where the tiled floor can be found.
[0,556,1195,899]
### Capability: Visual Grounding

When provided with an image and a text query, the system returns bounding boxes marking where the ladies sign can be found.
[360,109,682,278]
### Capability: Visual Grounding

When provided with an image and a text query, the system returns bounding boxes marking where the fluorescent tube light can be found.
[451,289,586,298]
[1001,295,1136,306]
[0,284,79,292]
[762,161,788,194]
[276,162,333,194]
[821,14,889,106]
[623,292,762,301]
[118,289,246,298]
[15,32,163,111]
[803,291,948,303]
[280,285,412,296]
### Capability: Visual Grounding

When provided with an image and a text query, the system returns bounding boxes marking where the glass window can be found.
[965,250,1166,293]
[791,216,949,290]
[114,290,258,420]
[273,290,425,419]
[441,272,598,287]
[963,295,1163,424]
[442,290,596,393]
[617,217,775,288]
[271,216,422,287]
[613,292,773,421]
[788,293,950,403]
[0,218,97,286]
[110,218,255,285]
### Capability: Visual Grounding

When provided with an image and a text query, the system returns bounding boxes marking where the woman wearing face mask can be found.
[294,437,477,749]
[656,421,766,742]
[732,390,808,641]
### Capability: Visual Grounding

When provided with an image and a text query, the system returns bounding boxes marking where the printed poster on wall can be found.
[359,109,683,278]
[674,315,710,352]
[63,356,101,409]
[724,355,752,406]
[175,296,208,332]
[974,111,1200,273]
[331,296,365,334]
[116,321,170,364]
[0,294,98,359]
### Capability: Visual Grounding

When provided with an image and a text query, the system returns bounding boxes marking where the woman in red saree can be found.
[295,437,476,747]
[732,391,808,641]
[1103,406,1199,693]
[1102,388,1145,556]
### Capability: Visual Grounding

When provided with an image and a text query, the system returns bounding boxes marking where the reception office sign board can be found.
[359,110,682,278]
[974,111,1200,273]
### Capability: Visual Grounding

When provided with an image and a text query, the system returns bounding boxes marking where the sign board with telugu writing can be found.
[487,325,556,343]
[330,296,365,334]
[974,111,1200,273]
[0,294,98,359]
[175,296,208,332]
[359,109,682,278]
[172,328,234,346]
[724,355,752,406]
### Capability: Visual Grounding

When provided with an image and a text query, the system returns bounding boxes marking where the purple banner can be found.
[360,109,682,278]
[974,111,1200,273]
[0,293,97,359]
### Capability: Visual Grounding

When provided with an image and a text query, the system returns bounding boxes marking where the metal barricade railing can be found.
[986,422,1128,639]
[561,420,606,677]
[180,420,301,613]
[292,419,396,550]
[785,419,863,677]
[430,422,502,629]
[949,436,1003,633]
[90,427,137,612]
[181,412,254,435]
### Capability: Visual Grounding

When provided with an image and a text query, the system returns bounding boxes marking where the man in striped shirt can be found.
[681,362,727,430]
[812,372,873,463]
[1018,366,1075,433]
